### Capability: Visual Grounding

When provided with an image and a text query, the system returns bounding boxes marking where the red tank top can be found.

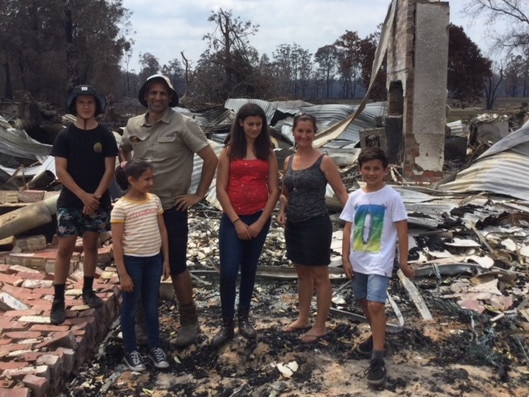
[228,159,270,215]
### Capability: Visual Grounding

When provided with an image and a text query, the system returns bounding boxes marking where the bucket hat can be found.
[66,85,107,116]
[138,74,179,107]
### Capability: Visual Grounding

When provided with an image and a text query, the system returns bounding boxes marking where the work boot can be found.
[174,303,199,347]
[50,299,66,325]
[135,304,148,346]
[211,318,234,348]
[237,309,256,339]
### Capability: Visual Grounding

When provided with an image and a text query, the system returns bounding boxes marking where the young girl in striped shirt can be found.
[111,159,170,371]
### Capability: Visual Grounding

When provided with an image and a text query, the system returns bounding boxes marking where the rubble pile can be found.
[0,104,529,395]
[60,199,529,396]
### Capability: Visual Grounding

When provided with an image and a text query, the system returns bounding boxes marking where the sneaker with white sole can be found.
[149,347,169,369]
[124,350,146,371]
[365,358,386,386]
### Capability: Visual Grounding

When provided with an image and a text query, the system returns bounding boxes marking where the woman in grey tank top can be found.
[277,113,349,343]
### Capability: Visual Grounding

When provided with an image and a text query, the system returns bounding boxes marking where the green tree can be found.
[448,24,492,106]
[334,30,362,98]
[271,43,313,99]
[0,0,132,107]
[504,55,528,96]
[357,34,386,101]
[162,58,186,99]
[314,45,338,98]
[138,52,161,82]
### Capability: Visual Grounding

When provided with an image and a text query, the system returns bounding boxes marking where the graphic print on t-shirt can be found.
[353,204,385,252]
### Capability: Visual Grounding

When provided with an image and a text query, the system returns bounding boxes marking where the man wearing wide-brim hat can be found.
[120,74,218,347]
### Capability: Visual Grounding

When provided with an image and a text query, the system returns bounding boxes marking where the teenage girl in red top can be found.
[212,103,280,348]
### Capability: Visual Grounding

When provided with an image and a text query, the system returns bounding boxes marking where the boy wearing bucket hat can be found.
[50,85,118,325]
[121,74,218,347]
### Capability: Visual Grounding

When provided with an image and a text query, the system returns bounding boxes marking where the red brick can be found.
[35,354,61,382]
[3,331,42,340]
[0,319,27,331]
[0,343,33,355]
[31,288,54,297]
[35,331,76,350]
[0,264,11,273]
[0,285,29,301]
[0,273,23,286]
[56,348,75,374]
[19,352,45,363]
[29,324,69,333]
[0,388,31,397]
[65,317,91,327]
[22,374,48,397]
[3,309,42,318]
[0,361,29,370]
[22,299,48,311]
[12,272,45,280]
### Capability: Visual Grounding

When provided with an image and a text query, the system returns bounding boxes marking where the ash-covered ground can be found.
[63,206,529,397]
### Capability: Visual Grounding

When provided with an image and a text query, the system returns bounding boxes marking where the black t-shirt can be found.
[51,123,118,209]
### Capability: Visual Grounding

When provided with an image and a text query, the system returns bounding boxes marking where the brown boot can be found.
[175,303,199,347]
[237,309,256,339]
[211,318,234,348]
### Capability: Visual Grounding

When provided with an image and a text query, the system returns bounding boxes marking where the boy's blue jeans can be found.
[353,272,390,303]
[120,253,163,352]
[218,211,270,319]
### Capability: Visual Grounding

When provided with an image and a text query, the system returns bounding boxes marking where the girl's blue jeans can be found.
[218,211,270,319]
[120,253,163,352]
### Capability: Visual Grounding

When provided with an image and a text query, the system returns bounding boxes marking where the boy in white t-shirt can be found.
[340,147,415,386]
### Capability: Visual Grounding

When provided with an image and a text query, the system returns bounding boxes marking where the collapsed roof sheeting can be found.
[221,99,386,148]
[438,122,529,200]
[278,102,387,148]
[0,116,52,161]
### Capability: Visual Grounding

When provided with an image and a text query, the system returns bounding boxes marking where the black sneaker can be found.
[124,350,146,371]
[149,347,169,369]
[365,358,386,386]
[50,300,66,325]
[355,334,373,357]
[82,290,103,308]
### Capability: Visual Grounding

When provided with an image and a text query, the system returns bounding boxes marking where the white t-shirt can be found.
[110,193,163,257]
[340,185,407,277]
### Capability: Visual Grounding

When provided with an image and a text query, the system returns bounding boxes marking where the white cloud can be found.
[121,0,493,72]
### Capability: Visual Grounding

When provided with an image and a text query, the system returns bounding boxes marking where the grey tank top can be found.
[284,154,328,223]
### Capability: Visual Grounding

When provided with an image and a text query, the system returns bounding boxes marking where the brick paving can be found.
[0,244,119,396]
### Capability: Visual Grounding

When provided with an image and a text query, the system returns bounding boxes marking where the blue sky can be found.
[121,0,494,72]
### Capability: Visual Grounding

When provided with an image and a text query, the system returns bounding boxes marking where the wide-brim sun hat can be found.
[138,74,179,108]
[66,85,107,116]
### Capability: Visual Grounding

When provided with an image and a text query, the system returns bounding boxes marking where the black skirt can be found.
[285,214,332,266]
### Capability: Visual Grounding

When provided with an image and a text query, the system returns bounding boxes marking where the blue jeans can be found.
[218,211,270,319]
[353,272,390,303]
[121,253,163,352]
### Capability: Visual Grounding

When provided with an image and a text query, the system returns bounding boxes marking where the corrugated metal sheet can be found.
[0,116,52,160]
[278,102,387,147]
[439,151,529,200]
[439,122,529,200]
